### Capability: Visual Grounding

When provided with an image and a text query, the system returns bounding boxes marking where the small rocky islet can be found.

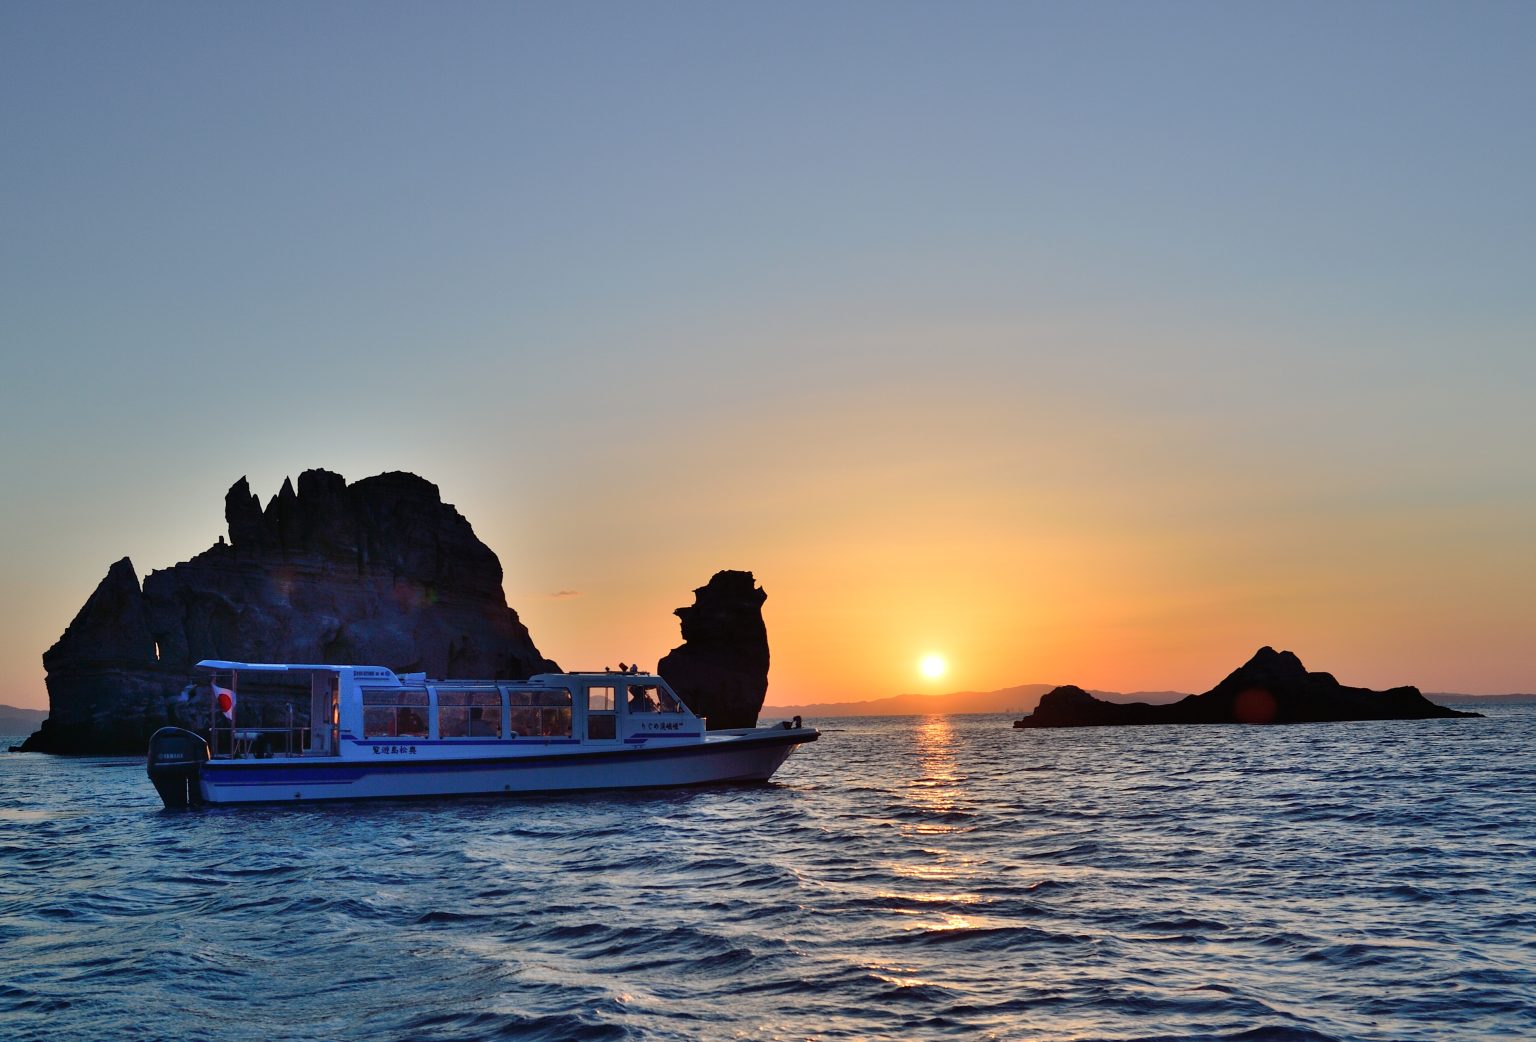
[1014,646,1481,728]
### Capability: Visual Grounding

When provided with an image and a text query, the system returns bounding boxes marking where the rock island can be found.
[1014,647,1481,728]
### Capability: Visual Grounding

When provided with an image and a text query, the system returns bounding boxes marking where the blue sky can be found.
[3,2,1533,708]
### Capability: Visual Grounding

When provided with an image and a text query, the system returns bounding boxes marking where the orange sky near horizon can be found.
[1,436,1530,714]
[4,306,1533,710]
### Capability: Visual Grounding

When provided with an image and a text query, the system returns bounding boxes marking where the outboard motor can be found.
[146,727,209,808]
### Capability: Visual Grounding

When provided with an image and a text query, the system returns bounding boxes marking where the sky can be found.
[2,2,1533,711]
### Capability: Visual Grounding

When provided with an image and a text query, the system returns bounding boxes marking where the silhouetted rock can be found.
[657,570,770,729]
[20,470,557,754]
[1014,647,1481,728]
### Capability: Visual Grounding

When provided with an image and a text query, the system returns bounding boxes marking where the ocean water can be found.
[2,709,1533,1042]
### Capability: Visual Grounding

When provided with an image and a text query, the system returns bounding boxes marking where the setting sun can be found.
[919,653,948,681]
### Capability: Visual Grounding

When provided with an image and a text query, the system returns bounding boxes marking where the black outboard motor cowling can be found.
[147,727,209,808]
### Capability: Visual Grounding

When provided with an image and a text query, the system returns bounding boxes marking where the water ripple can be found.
[2,709,1534,1041]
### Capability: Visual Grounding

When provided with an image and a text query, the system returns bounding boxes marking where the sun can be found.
[918,653,948,681]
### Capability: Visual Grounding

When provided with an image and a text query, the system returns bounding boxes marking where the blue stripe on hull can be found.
[195,731,815,804]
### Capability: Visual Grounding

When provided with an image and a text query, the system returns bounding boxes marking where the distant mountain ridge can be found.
[763,682,1533,719]
[0,704,48,735]
[764,685,1190,718]
[1429,692,1536,704]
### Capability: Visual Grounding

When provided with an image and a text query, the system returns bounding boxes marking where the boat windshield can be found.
[626,683,682,713]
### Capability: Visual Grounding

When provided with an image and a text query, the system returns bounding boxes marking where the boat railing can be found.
[208,724,311,759]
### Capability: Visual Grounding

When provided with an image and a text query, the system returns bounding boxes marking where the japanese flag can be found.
[214,683,236,721]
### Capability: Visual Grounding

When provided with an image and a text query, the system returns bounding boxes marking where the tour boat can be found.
[146,659,816,807]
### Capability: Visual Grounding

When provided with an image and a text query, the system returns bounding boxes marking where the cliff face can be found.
[21,470,556,754]
[1015,647,1481,729]
[657,570,770,730]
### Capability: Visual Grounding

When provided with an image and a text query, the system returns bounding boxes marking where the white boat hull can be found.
[194,729,814,805]
[149,661,818,808]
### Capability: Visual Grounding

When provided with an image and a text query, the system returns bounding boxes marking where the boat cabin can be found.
[196,660,704,759]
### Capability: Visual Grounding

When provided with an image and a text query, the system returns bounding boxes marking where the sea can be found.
[2,708,1533,1042]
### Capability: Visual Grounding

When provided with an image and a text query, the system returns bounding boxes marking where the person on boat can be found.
[468,707,497,736]
[628,685,658,713]
[398,708,427,737]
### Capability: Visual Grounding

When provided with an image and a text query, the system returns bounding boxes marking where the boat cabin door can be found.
[310,673,339,755]
[584,682,619,742]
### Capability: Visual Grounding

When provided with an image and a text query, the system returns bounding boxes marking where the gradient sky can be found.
[3,2,1533,711]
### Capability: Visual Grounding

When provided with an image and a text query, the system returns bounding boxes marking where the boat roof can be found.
[196,660,668,685]
[199,660,352,673]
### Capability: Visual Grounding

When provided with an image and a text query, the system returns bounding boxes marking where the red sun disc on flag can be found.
[218,692,233,714]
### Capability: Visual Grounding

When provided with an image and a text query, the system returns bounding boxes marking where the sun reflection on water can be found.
[885,715,995,938]
[905,715,964,821]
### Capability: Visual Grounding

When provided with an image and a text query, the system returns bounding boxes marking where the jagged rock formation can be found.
[657,570,770,729]
[20,470,556,754]
[1014,647,1481,728]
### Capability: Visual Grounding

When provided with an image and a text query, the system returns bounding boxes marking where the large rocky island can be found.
[18,470,772,754]
[1014,647,1481,728]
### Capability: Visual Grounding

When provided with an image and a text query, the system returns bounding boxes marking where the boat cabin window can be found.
[437,688,503,738]
[626,684,681,713]
[363,689,429,738]
[506,688,573,738]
